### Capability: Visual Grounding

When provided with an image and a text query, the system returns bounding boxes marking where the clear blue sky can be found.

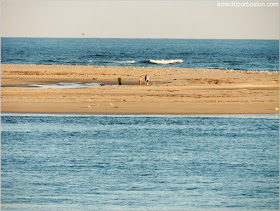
[1,1,279,39]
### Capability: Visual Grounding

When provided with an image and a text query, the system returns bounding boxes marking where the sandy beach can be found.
[1,64,279,114]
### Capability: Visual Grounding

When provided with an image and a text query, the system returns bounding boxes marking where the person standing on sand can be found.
[118,77,122,85]
[145,75,147,85]
[139,76,142,85]
[146,75,149,86]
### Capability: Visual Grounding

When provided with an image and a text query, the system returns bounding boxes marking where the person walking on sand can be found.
[146,75,149,86]
[118,77,122,85]
[139,76,142,85]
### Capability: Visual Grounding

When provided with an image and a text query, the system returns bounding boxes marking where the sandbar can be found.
[1,64,279,114]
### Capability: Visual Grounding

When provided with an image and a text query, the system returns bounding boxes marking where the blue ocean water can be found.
[1,38,279,71]
[1,114,279,210]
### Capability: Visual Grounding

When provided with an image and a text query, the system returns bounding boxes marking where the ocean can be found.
[1,38,279,71]
[1,114,279,210]
[1,38,279,210]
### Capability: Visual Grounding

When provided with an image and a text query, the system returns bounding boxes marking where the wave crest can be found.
[148,59,184,64]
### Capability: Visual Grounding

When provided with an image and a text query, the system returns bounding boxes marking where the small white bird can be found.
[89,99,91,101]
[88,105,92,108]
[275,107,279,111]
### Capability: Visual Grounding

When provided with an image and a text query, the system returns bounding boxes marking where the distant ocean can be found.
[1,38,279,71]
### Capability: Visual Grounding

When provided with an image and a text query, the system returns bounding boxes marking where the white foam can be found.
[149,59,184,64]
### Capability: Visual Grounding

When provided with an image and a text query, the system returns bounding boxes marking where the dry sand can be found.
[1,64,279,114]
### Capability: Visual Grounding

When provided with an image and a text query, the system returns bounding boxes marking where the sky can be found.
[1,0,279,39]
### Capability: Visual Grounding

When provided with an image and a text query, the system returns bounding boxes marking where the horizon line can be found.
[1,36,279,41]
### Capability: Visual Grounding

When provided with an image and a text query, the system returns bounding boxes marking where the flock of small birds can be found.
[233,70,278,75]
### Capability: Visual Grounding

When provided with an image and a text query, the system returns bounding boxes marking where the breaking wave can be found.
[147,59,184,64]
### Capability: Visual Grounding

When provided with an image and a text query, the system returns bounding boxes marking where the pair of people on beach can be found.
[118,75,149,86]
[139,75,149,85]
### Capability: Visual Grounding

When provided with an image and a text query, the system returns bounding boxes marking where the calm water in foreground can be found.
[1,114,279,210]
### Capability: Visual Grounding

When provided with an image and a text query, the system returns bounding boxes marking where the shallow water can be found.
[2,82,109,89]
[1,114,279,210]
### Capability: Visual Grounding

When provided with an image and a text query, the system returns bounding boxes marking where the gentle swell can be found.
[112,61,136,64]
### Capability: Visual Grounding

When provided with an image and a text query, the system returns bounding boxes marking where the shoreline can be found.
[1,64,279,114]
[2,113,278,120]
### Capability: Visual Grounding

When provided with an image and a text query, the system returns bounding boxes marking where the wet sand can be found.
[1,64,279,114]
